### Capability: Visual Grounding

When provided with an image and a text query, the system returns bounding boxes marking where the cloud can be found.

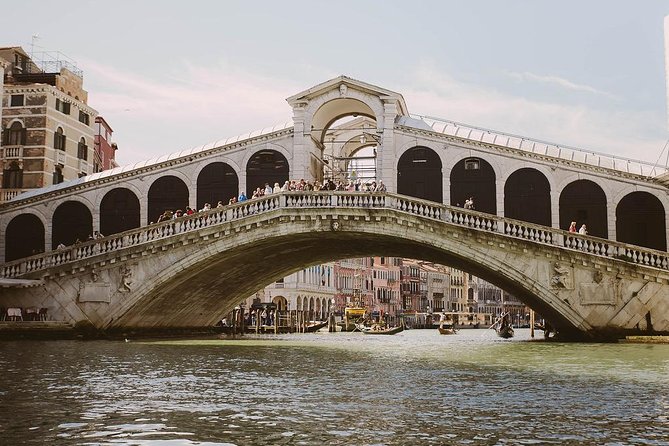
[400,65,666,164]
[82,59,667,168]
[505,70,618,98]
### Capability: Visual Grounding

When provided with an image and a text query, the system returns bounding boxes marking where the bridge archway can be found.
[52,201,93,248]
[197,162,239,209]
[148,176,189,224]
[100,188,141,236]
[616,191,666,251]
[504,168,551,226]
[5,214,44,261]
[450,157,496,213]
[245,150,289,196]
[559,180,607,237]
[397,146,443,203]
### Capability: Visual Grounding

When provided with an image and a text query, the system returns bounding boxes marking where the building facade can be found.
[0,47,100,203]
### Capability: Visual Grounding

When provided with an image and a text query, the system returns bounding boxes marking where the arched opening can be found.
[245,150,289,196]
[52,201,93,248]
[5,214,44,261]
[616,192,666,251]
[2,161,23,189]
[4,121,26,145]
[450,157,496,213]
[272,295,288,312]
[197,162,239,209]
[397,147,443,203]
[504,168,551,226]
[147,176,189,224]
[559,180,607,238]
[100,188,141,236]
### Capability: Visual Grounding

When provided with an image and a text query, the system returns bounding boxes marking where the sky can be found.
[3,0,669,167]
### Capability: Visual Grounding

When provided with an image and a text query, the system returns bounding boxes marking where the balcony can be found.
[2,146,22,159]
[78,158,90,173]
[54,150,66,166]
[0,188,28,202]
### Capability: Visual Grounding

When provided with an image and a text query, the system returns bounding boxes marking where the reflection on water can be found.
[0,329,668,445]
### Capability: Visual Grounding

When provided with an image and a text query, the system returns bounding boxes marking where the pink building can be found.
[93,116,118,172]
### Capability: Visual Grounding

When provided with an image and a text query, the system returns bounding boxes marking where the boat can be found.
[305,321,328,332]
[491,312,514,338]
[359,324,404,335]
[438,324,457,335]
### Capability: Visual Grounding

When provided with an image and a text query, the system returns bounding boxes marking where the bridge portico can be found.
[2,75,669,337]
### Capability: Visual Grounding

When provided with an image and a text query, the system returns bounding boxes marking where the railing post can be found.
[554,232,564,247]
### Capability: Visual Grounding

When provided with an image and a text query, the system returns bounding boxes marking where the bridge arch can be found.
[616,191,666,251]
[100,187,141,236]
[147,175,190,223]
[397,146,443,203]
[450,157,497,214]
[52,200,93,248]
[304,88,385,141]
[5,213,45,261]
[245,149,289,196]
[559,179,608,237]
[504,167,552,226]
[196,162,239,209]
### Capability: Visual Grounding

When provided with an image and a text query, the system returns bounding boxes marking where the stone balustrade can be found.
[2,191,669,279]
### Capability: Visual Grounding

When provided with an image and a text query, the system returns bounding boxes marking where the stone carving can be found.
[593,270,603,284]
[118,265,133,292]
[78,269,111,303]
[550,263,572,289]
[331,220,340,231]
[91,268,99,282]
[339,84,347,97]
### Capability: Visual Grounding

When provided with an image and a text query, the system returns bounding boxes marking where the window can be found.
[53,166,64,184]
[10,94,24,107]
[54,127,66,151]
[464,158,481,170]
[4,122,26,145]
[78,111,90,125]
[55,98,71,115]
[77,138,88,160]
[2,162,23,188]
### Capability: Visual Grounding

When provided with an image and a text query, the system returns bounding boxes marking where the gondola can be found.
[496,325,514,339]
[438,324,457,335]
[305,321,328,332]
[491,312,514,338]
[359,324,404,335]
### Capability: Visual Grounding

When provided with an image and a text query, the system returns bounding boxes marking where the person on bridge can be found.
[569,222,577,233]
[238,191,247,202]
[579,224,588,235]
[377,181,386,192]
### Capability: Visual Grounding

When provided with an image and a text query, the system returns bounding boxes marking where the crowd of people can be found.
[154,178,387,223]
[568,221,588,235]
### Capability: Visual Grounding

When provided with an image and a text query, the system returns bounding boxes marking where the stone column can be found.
[379,100,397,191]
[291,102,309,181]
[607,200,617,242]
[496,179,505,218]
[550,190,560,229]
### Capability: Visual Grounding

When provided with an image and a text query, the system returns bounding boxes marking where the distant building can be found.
[371,256,401,317]
[0,46,116,203]
[93,116,118,172]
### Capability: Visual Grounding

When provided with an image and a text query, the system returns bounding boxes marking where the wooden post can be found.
[530,309,535,339]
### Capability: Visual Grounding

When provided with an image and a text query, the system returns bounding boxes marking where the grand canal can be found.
[1,329,668,445]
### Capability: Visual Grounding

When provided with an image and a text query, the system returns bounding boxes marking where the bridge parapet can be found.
[2,191,669,279]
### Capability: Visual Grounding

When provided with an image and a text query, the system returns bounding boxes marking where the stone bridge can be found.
[2,191,668,339]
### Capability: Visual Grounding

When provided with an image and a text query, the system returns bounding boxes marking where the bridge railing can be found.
[2,191,669,278]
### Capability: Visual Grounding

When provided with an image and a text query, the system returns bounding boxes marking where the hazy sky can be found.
[3,0,669,166]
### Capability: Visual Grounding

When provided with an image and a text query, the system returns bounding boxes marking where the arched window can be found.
[2,162,23,189]
[559,180,607,238]
[100,188,141,236]
[4,121,26,145]
[54,127,66,151]
[53,165,64,185]
[147,176,189,224]
[616,191,666,251]
[450,157,496,213]
[5,214,44,261]
[245,150,289,196]
[197,162,239,210]
[397,146,443,203]
[77,137,88,160]
[52,201,93,248]
[504,168,551,226]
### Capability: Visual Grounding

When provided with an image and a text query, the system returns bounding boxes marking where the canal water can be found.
[1,329,668,445]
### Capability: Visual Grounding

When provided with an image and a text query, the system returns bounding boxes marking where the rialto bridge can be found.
[1,76,669,338]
